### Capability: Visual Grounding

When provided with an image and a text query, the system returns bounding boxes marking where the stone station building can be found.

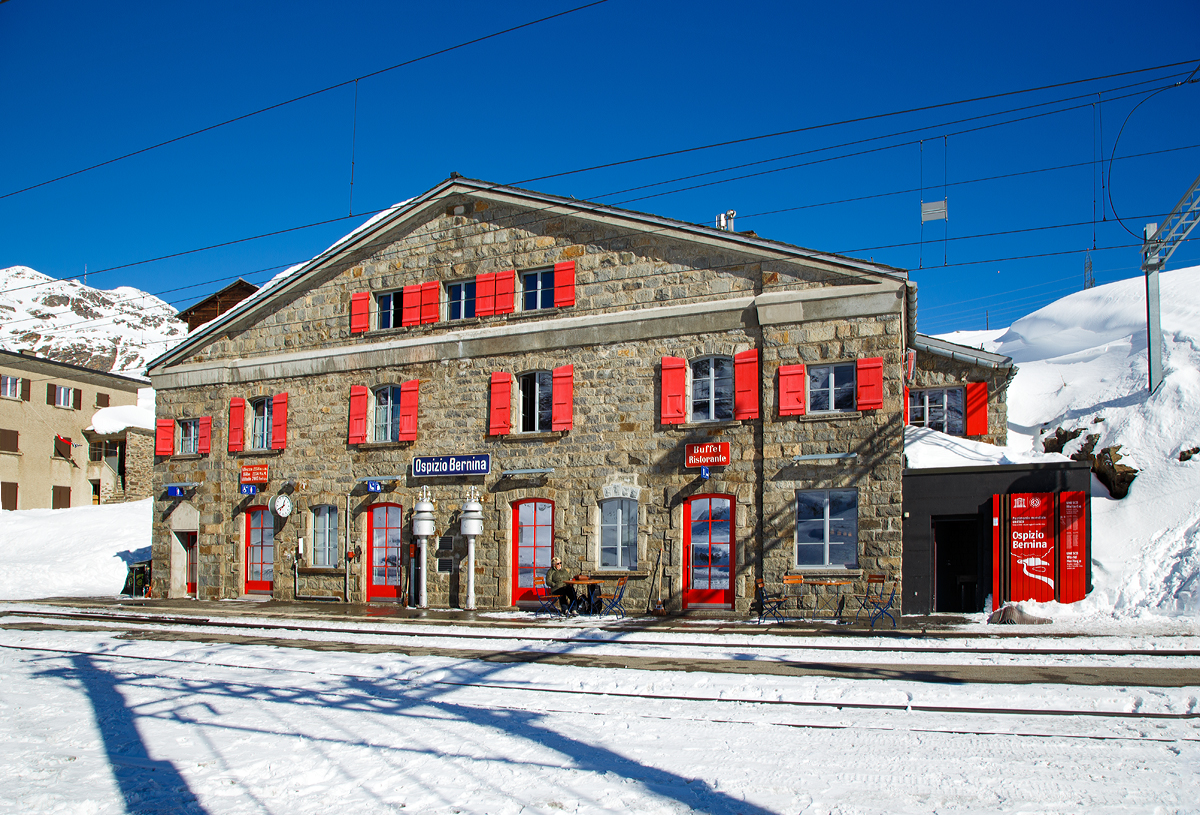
[146,177,1008,613]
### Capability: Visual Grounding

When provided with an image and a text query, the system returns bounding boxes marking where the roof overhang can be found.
[913,333,1013,369]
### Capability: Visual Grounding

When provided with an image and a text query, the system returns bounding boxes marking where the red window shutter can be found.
[475,272,496,317]
[198,416,212,454]
[73,389,82,410]
[778,364,807,416]
[348,386,368,444]
[398,380,420,441]
[495,270,515,314]
[661,357,687,425]
[733,349,759,420]
[155,419,174,456]
[420,281,440,324]
[350,292,370,334]
[489,372,512,436]
[552,365,574,431]
[228,398,245,452]
[553,261,576,308]
[904,386,910,425]
[964,381,989,436]
[401,284,422,327]
[856,357,883,410]
[271,393,288,449]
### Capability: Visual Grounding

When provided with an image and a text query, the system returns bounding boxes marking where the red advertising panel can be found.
[685,442,731,468]
[1009,493,1055,602]
[992,494,1002,606]
[1058,490,1088,603]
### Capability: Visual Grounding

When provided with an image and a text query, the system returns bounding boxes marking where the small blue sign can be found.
[412,454,491,477]
[701,466,710,480]
[240,484,258,496]
[167,486,184,497]
[366,480,382,493]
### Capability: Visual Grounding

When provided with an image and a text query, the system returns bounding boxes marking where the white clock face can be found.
[273,494,293,518]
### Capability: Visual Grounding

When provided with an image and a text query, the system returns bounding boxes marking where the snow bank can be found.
[936,265,1200,620]
[0,499,150,599]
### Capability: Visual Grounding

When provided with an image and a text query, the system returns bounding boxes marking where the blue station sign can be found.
[366,480,383,493]
[240,484,258,496]
[412,454,491,477]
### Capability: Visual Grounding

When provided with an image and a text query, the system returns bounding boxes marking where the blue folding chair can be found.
[533,575,563,617]
[599,576,629,618]
[866,577,897,629]
[755,577,785,623]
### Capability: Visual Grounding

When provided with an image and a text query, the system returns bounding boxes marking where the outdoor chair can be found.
[755,577,786,623]
[855,574,897,629]
[599,576,629,618]
[532,575,562,616]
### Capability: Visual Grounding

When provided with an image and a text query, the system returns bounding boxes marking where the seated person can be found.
[545,556,578,613]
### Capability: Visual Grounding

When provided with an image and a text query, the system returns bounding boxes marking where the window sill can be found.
[235,449,283,457]
[669,419,743,430]
[171,453,203,460]
[797,411,861,422]
[354,440,414,450]
[508,307,562,321]
[297,566,342,575]
[594,569,650,578]
[0,450,20,457]
[790,568,863,578]
[506,431,565,441]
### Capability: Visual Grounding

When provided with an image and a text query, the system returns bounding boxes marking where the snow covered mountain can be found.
[0,265,185,376]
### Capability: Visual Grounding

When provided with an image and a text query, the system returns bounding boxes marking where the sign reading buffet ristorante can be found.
[685,442,731,468]
[412,454,491,477]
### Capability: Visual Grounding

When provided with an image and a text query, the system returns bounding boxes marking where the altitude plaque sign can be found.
[1009,492,1056,602]
[240,463,269,485]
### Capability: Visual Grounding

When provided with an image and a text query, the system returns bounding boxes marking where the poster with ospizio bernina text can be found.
[1009,493,1056,602]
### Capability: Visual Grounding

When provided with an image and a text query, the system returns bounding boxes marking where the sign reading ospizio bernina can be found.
[412,454,491,477]
[685,442,731,468]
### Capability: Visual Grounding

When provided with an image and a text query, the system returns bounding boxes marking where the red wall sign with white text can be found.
[1009,493,1056,602]
[1057,490,1087,603]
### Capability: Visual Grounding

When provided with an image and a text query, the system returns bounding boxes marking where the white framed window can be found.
[795,489,858,568]
[691,356,734,422]
[376,290,404,330]
[808,363,856,412]
[909,387,965,434]
[178,419,200,455]
[599,497,638,570]
[447,280,476,320]
[1,375,19,399]
[312,505,338,567]
[518,371,552,432]
[373,385,403,442]
[250,397,273,449]
[54,385,74,408]
[522,269,555,312]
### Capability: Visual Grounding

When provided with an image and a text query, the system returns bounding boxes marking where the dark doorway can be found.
[933,515,984,613]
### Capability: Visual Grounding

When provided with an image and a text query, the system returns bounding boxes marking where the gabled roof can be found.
[914,333,1013,369]
[0,348,146,390]
[148,177,909,373]
[177,278,259,331]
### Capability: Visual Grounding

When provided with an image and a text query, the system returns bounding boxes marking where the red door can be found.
[684,495,735,609]
[245,508,274,594]
[181,532,198,597]
[368,503,406,601]
[512,498,553,604]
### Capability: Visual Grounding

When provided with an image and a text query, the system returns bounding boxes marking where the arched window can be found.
[599,497,638,570]
[312,505,338,567]
[691,356,734,422]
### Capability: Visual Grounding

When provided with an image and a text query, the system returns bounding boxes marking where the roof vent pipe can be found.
[715,209,736,231]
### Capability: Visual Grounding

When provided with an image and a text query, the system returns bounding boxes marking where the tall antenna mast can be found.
[1141,171,1200,393]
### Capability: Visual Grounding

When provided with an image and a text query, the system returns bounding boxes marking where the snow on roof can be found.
[89,404,155,435]
[904,426,1069,469]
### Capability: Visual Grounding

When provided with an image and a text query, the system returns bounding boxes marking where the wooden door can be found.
[245,508,274,593]
[368,503,406,601]
[512,498,553,605]
[683,495,735,609]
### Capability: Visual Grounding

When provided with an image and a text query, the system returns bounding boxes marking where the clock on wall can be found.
[272,494,293,518]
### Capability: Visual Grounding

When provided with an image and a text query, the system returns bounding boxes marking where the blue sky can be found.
[2,0,1198,334]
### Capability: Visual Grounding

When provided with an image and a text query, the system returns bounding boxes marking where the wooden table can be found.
[804,579,853,621]
[565,577,604,614]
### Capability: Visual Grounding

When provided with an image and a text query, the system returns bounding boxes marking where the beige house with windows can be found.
[0,349,144,510]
